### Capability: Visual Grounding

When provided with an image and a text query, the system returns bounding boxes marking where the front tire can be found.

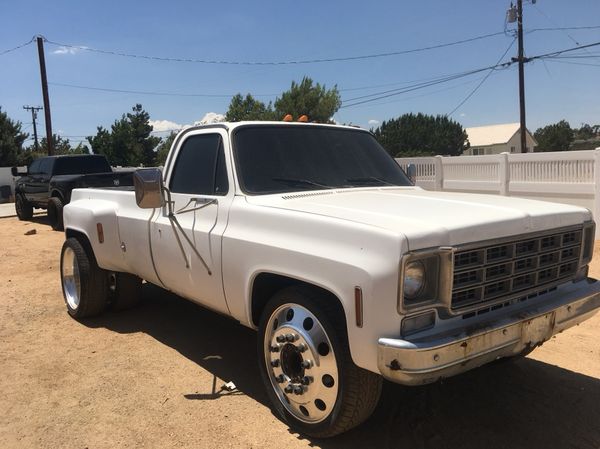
[15,193,33,220]
[257,286,382,438]
[48,197,64,231]
[60,238,108,319]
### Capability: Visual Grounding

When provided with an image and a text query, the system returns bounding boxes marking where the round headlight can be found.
[404,260,425,300]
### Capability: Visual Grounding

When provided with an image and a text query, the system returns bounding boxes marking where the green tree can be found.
[38,134,87,155]
[574,123,595,140]
[0,108,28,166]
[225,94,274,121]
[372,113,468,157]
[88,104,160,166]
[534,120,574,152]
[155,132,177,166]
[274,77,341,123]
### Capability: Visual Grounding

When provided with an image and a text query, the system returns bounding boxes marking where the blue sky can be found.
[1,0,599,147]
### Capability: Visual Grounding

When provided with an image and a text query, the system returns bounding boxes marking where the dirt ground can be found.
[0,215,599,449]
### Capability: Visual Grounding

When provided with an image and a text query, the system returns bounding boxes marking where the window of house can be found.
[169,134,229,195]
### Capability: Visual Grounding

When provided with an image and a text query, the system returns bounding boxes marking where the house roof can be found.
[466,122,525,147]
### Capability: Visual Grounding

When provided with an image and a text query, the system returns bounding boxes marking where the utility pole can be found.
[516,0,528,153]
[23,105,42,151]
[509,0,531,153]
[36,36,53,155]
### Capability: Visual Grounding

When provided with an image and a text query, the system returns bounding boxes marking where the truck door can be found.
[150,130,233,315]
[26,157,54,206]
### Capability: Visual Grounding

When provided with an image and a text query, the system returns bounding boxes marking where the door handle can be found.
[175,197,218,214]
[193,197,216,205]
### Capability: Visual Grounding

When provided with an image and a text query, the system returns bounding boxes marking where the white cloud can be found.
[149,119,184,132]
[52,46,87,55]
[368,119,380,126]
[460,113,467,118]
[193,112,225,125]
[150,112,225,135]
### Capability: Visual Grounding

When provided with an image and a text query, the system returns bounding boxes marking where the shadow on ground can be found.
[29,214,51,227]
[85,283,600,449]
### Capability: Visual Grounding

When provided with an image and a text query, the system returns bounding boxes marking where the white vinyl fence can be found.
[397,150,600,237]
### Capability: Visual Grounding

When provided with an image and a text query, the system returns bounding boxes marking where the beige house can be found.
[463,123,537,155]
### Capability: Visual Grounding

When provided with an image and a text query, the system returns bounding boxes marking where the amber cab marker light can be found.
[282,114,293,122]
[354,286,364,328]
[96,223,104,243]
[297,115,309,122]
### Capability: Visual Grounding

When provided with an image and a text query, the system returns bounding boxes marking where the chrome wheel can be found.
[264,303,339,424]
[61,246,81,310]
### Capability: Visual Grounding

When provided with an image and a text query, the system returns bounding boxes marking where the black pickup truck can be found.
[12,154,133,231]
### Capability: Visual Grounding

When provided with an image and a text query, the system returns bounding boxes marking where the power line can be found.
[341,66,506,104]
[48,81,277,98]
[340,41,600,110]
[447,38,516,116]
[544,59,600,68]
[527,25,600,33]
[341,62,513,109]
[0,36,35,56]
[338,76,489,111]
[42,31,508,65]
[531,5,600,64]
[543,53,600,59]
[530,41,600,61]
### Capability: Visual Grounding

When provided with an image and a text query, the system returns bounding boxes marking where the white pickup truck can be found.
[60,121,600,437]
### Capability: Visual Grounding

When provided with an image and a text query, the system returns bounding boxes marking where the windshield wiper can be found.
[346,176,396,186]
[272,177,334,189]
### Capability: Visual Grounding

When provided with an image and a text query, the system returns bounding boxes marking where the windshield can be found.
[54,156,112,175]
[233,125,412,194]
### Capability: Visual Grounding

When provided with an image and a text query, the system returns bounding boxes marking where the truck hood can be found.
[245,187,592,250]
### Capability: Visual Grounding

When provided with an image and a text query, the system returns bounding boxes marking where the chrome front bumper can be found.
[378,279,600,386]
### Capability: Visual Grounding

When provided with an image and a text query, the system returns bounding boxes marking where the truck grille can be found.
[451,228,582,310]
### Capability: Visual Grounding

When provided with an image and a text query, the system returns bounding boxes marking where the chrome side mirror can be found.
[406,163,417,184]
[133,168,165,209]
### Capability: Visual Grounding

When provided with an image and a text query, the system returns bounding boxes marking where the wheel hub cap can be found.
[61,247,81,310]
[265,304,339,424]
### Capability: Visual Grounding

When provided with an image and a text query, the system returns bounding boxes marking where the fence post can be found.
[593,150,600,223]
[499,152,509,195]
[434,156,443,191]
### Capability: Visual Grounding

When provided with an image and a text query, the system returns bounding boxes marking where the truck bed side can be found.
[64,188,160,285]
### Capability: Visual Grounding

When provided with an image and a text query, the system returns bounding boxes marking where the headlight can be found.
[398,248,454,313]
[403,261,425,299]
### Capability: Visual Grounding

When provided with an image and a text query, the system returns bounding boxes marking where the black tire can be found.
[15,193,33,220]
[60,237,108,319]
[257,286,382,438]
[48,197,64,231]
[110,272,143,311]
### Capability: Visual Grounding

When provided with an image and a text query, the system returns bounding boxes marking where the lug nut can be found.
[285,333,297,342]
[276,374,285,383]
[270,344,281,353]
[276,335,286,343]
[297,343,307,353]
[271,359,280,367]
[284,385,294,394]
[293,386,303,395]
[301,376,313,385]
[301,360,312,369]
